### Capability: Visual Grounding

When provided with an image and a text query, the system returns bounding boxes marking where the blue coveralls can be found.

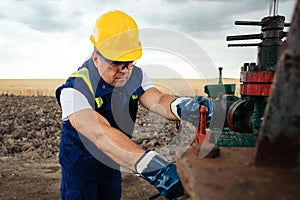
[55,58,145,200]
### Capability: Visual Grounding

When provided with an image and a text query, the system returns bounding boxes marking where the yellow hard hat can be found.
[90,10,142,61]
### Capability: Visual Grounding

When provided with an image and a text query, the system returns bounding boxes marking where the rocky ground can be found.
[0,94,194,200]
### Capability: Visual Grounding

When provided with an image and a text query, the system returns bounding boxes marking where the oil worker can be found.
[55,10,213,200]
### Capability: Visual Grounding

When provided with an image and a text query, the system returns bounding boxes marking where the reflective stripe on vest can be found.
[131,94,138,100]
[95,97,103,108]
[70,67,103,108]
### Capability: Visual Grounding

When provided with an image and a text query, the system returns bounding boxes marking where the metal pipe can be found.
[234,21,262,26]
[228,43,260,47]
[218,67,223,85]
[226,34,261,41]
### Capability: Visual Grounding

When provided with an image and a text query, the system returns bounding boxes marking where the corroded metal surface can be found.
[176,145,300,200]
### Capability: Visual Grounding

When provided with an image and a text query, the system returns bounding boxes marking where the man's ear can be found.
[92,52,100,65]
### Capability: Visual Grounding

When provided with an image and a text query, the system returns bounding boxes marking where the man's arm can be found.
[63,87,185,198]
[139,87,214,127]
[68,108,185,199]
[68,109,145,171]
[138,87,179,120]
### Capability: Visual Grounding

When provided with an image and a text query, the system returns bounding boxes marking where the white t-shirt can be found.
[60,71,153,120]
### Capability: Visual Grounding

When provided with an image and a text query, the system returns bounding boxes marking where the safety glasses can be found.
[95,51,136,71]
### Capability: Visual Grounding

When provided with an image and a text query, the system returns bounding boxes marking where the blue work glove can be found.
[135,150,184,200]
[170,96,213,127]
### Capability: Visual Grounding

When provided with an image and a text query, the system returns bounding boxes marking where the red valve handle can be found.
[191,105,208,145]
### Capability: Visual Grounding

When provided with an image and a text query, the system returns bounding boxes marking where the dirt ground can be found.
[0,156,161,200]
[0,94,186,200]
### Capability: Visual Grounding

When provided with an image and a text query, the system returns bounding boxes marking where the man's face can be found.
[92,52,135,87]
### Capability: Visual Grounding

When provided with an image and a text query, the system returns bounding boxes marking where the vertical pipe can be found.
[218,67,223,85]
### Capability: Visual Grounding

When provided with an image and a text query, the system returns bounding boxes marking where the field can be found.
[0,79,66,96]
[0,78,240,97]
[0,78,240,200]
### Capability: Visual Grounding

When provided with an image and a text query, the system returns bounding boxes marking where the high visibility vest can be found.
[55,58,145,180]
[56,57,145,137]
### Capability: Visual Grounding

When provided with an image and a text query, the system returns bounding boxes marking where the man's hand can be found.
[170,96,213,127]
[135,151,184,199]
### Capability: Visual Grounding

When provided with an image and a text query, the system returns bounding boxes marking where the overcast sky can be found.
[0,0,297,79]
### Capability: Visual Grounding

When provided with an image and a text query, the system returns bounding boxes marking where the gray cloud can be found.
[0,0,295,35]
[0,0,296,79]
[142,0,295,35]
[0,0,84,32]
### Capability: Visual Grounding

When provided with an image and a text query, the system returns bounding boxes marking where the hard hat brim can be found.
[90,35,142,62]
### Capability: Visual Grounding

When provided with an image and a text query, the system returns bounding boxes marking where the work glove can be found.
[170,96,213,127]
[135,150,185,200]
